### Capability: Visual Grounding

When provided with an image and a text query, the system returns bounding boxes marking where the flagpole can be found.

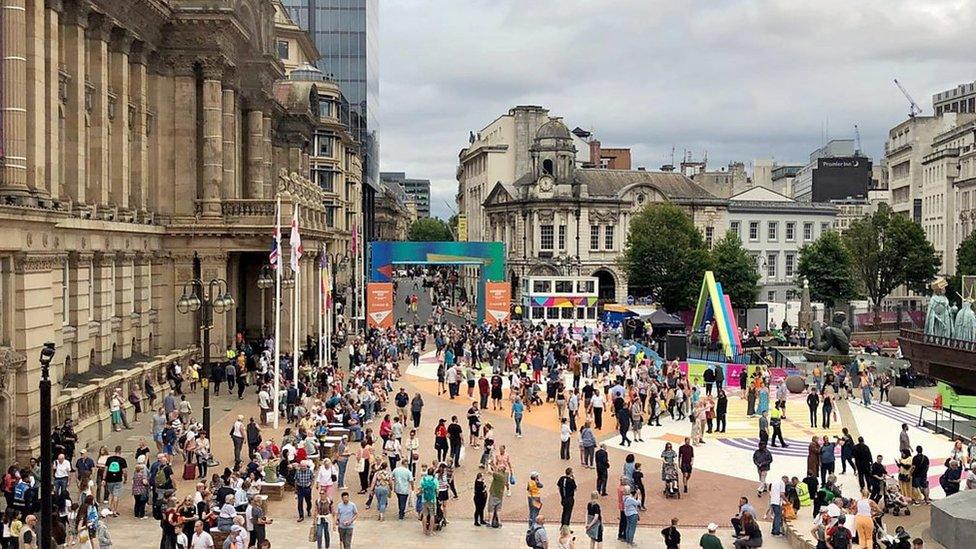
[359,236,366,335]
[318,245,325,370]
[293,205,301,386]
[273,195,281,430]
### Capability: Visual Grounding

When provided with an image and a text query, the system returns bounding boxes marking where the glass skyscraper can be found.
[283,0,379,239]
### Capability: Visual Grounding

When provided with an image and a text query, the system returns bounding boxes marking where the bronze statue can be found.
[808,311,852,357]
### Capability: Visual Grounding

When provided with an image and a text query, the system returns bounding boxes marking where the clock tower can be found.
[530,118,576,196]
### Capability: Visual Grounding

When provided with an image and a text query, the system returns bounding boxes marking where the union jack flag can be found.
[289,206,304,271]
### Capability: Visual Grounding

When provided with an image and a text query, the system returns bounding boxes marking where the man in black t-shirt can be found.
[447,416,464,467]
[911,446,930,503]
[103,445,128,516]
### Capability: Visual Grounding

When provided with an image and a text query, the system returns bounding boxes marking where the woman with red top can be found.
[434,418,449,463]
[379,414,393,444]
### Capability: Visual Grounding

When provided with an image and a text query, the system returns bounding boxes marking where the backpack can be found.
[525,526,543,548]
[830,526,851,548]
[155,464,168,487]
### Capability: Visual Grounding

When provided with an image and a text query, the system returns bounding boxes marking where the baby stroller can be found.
[662,462,680,499]
[882,477,911,516]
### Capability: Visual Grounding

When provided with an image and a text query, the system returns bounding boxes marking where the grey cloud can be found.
[379,0,976,219]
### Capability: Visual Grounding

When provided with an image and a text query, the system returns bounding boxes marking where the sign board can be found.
[366,282,394,329]
[485,282,511,325]
[457,215,468,241]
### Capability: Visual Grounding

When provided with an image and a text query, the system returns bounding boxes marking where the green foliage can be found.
[843,203,940,311]
[709,231,760,309]
[621,203,710,312]
[948,231,976,304]
[407,217,454,242]
[795,230,860,308]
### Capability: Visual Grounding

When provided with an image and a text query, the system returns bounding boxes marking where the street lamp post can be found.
[257,266,274,339]
[39,342,56,549]
[177,278,235,435]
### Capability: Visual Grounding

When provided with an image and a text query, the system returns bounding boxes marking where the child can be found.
[96,510,113,548]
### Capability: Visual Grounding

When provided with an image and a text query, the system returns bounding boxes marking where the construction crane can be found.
[894,79,922,118]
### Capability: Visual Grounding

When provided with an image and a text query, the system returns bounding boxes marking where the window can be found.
[730,221,740,238]
[767,221,778,241]
[785,253,795,277]
[558,225,566,250]
[578,280,595,293]
[767,290,776,302]
[540,225,554,250]
[325,206,335,228]
[705,226,714,248]
[821,222,830,233]
[749,221,759,241]
[533,280,550,293]
[605,225,615,250]
[314,169,335,192]
[586,307,596,319]
[542,159,553,175]
[315,134,333,157]
[546,307,559,320]
[555,280,574,293]
[276,40,289,60]
[531,307,544,320]
[590,225,600,250]
[766,253,777,278]
[576,306,586,320]
[785,222,795,241]
[803,222,813,241]
[561,307,574,320]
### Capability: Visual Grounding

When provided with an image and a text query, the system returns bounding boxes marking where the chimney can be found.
[589,139,601,166]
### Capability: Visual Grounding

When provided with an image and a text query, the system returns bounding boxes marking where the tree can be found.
[620,202,710,312]
[843,203,940,325]
[709,231,760,310]
[948,230,976,304]
[795,230,859,309]
[407,217,454,242]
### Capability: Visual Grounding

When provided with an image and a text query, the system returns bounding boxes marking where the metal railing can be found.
[918,405,976,440]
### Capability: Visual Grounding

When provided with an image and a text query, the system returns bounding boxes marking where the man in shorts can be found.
[419,467,439,535]
[103,445,128,516]
[678,437,694,493]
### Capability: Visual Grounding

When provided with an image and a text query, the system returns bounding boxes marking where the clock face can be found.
[539,175,554,192]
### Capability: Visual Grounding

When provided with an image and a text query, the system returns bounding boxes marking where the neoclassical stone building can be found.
[0,0,359,463]
[472,119,726,303]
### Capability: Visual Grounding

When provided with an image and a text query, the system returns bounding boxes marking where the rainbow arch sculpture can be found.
[692,271,743,358]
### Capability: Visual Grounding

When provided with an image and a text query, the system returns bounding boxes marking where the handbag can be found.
[308,524,318,542]
[783,501,797,521]
[459,446,466,463]
[356,458,366,473]
[508,472,516,486]
[79,529,90,544]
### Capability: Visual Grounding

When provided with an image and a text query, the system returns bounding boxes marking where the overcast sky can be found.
[378,0,976,219]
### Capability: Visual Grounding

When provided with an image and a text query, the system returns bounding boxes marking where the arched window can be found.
[542,159,553,175]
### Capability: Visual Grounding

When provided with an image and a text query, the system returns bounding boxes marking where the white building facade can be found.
[726,187,837,303]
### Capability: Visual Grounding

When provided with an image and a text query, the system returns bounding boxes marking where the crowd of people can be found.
[2,270,973,549]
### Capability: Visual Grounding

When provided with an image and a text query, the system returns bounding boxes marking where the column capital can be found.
[116,251,137,262]
[133,251,153,266]
[68,251,96,266]
[199,56,230,81]
[93,250,118,267]
[64,0,89,28]
[85,12,112,42]
[129,41,150,66]
[45,0,65,13]
[13,253,65,274]
[109,27,135,54]
[163,54,198,77]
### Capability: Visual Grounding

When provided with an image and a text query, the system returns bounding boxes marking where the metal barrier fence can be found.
[918,405,976,441]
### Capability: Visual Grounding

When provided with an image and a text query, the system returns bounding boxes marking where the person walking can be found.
[410,393,425,429]
[293,460,314,523]
[557,468,576,528]
[616,403,632,446]
[580,422,596,469]
[622,487,640,546]
[770,404,788,448]
[911,446,931,504]
[807,390,820,428]
[820,436,836,486]
[661,517,681,549]
[313,489,333,549]
[678,437,694,493]
[335,491,358,549]
[526,471,544,527]
[595,444,610,496]
[560,418,572,460]
[391,460,413,521]
[853,437,873,490]
[716,389,728,433]
[768,475,787,536]
[822,394,834,429]
[585,491,603,549]
[753,442,773,496]
[473,472,488,526]
[511,397,525,438]
[807,436,821,481]
[899,423,912,456]
[230,415,245,468]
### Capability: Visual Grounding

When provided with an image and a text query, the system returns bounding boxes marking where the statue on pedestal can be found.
[953,300,976,341]
[925,277,953,338]
[805,311,853,364]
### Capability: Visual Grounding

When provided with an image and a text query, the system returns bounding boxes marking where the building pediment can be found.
[483,182,515,207]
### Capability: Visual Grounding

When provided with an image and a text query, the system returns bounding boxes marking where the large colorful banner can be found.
[366,283,394,329]
[485,282,511,325]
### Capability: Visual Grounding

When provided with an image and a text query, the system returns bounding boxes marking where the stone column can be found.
[85,13,111,208]
[44,0,63,199]
[245,109,264,198]
[171,59,196,216]
[154,253,184,353]
[25,0,49,199]
[12,253,59,460]
[129,43,149,214]
[199,59,224,217]
[114,251,134,359]
[262,111,273,196]
[109,29,133,212]
[90,251,115,366]
[221,86,237,200]
[67,251,93,375]
[61,0,87,206]
[0,0,29,199]
[132,252,151,355]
